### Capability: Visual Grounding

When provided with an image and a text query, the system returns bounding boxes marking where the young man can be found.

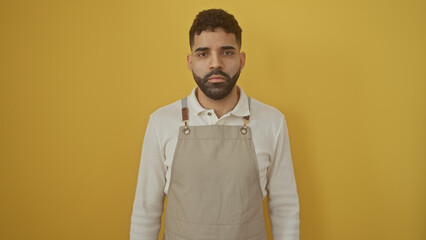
[130,9,299,240]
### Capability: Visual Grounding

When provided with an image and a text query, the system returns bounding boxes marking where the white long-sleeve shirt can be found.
[130,86,299,240]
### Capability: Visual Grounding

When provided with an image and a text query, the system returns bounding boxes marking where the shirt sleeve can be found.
[267,115,300,240]
[130,116,166,240]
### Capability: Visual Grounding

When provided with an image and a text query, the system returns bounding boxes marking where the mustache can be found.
[203,69,231,82]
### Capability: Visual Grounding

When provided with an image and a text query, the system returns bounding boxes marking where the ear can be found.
[239,51,246,70]
[187,53,193,71]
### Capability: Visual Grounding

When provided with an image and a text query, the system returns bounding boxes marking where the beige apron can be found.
[164,97,266,240]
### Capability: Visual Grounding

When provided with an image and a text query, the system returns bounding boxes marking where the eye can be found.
[224,50,234,56]
[197,52,207,57]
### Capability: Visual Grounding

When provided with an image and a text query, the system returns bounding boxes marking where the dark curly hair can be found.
[189,9,242,50]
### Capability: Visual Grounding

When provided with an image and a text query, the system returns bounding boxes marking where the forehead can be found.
[192,27,238,51]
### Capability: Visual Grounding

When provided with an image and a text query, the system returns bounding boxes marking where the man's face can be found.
[187,27,246,100]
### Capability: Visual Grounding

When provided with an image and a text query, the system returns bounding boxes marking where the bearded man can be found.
[130,8,300,240]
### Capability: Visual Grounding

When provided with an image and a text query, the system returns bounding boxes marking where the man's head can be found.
[187,9,245,100]
[189,9,242,51]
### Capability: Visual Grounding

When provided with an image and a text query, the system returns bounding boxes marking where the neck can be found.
[196,86,240,118]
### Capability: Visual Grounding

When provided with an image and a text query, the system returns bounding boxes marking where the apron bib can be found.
[164,97,266,240]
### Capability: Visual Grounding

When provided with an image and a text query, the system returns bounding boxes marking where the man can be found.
[130,9,299,240]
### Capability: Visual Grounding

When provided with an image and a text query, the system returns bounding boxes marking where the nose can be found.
[209,53,224,70]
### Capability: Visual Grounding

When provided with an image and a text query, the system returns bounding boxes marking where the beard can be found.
[192,68,241,100]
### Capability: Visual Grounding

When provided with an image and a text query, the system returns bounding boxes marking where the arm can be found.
[130,116,166,240]
[267,116,300,240]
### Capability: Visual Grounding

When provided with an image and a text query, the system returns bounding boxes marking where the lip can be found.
[208,75,226,83]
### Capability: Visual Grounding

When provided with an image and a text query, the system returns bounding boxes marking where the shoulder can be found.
[247,98,289,152]
[149,99,182,126]
[145,99,184,142]
[250,97,286,126]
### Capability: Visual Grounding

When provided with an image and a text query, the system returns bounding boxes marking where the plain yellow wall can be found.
[1,0,425,239]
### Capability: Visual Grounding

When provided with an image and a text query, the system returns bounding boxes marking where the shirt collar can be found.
[188,86,250,117]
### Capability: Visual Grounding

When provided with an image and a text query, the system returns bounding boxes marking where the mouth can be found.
[207,75,226,83]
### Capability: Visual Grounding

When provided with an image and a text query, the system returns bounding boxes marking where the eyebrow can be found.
[221,46,236,50]
[194,45,237,52]
[194,47,209,52]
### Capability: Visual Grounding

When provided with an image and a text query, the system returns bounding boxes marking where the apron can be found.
[164,97,266,240]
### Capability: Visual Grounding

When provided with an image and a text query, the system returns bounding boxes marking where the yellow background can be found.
[1,0,425,239]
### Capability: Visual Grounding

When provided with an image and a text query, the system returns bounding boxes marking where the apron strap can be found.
[181,97,189,122]
[243,97,251,121]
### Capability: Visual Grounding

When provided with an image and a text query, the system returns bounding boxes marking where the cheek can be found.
[225,59,241,73]
[191,61,207,75]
